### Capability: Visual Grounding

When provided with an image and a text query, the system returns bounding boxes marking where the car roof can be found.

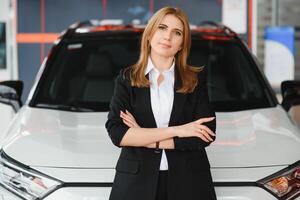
[58,19,238,42]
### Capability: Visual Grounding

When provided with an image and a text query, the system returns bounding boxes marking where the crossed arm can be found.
[119,110,215,149]
[105,69,216,150]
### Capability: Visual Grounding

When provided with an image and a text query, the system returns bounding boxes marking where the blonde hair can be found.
[130,7,203,93]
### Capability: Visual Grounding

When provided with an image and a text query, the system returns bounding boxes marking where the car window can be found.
[189,39,272,111]
[34,37,140,111]
[32,35,273,112]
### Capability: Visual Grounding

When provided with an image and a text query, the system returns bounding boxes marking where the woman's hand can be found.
[120,110,154,148]
[120,110,174,149]
[120,110,140,128]
[174,117,216,143]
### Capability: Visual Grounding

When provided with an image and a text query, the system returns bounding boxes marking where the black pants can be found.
[155,170,168,200]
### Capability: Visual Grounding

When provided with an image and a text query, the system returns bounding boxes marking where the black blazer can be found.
[105,66,217,200]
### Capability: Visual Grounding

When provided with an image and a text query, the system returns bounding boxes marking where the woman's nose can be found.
[163,31,171,40]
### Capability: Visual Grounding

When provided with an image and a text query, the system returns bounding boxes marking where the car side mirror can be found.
[0,80,23,112]
[281,80,300,112]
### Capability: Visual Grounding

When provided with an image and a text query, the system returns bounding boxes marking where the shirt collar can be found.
[144,56,175,75]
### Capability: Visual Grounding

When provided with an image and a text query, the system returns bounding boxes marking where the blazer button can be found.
[154,149,161,154]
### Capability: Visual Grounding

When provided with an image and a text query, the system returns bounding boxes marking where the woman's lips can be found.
[159,43,171,48]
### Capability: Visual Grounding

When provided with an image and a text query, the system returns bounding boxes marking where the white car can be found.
[0,21,299,200]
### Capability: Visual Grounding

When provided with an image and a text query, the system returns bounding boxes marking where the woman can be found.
[105,6,217,200]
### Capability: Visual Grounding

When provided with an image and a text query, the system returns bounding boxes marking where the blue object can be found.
[264,26,295,55]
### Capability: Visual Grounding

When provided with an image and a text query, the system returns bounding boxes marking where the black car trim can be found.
[214,181,257,187]
[235,36,278,107]
[28,42,61,108]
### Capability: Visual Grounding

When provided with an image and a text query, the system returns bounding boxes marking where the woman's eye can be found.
[175,31,182,36]
[158,26,166,30]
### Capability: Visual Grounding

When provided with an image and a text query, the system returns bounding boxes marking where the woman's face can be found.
[150,14,184,58]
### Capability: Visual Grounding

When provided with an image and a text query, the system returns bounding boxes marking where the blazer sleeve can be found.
[105,69,131,147]
[173,67,216,150]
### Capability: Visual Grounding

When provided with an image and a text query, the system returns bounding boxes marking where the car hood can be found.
[207,105,300,167]
[2,105,300,168]
[2,106,120,168]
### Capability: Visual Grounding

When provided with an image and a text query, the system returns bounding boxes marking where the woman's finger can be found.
[199,129,214,141]
[122,114,140,128]
[123,116,134,126]
[120,111,134,123]
[195,123,215,136]
[120,111,129,120]
[125,110,135,119]
[198,124,215,136]
[123,118,136,128]
[197,133,210,142]
[121,110,141,128]
[196,117,215,124]
[122,119,133,127]
[122,112,141,128]
[121,111,136,123]
[194,126,213,141]
[124,111,140,127]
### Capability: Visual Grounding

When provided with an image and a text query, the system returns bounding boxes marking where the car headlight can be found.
[258,160,300,200]
[0,151,62,200]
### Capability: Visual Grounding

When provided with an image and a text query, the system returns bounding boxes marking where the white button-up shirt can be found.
[144,57,175,171]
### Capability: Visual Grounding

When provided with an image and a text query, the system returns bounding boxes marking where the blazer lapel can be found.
[136,68,187,128]
[135,74,157,128]
[168,67,187,126]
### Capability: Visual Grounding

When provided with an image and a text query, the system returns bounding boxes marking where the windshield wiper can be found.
[35,103,94,112]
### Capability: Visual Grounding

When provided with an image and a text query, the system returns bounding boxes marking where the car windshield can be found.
[32,34,274,112]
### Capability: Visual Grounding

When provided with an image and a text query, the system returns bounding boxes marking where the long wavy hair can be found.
[130,7,203,93]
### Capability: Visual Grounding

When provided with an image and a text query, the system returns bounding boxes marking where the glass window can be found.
[34,37,140,111]
[0,22,6,69]
[33,35,273,112]
[189,39,272,111]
